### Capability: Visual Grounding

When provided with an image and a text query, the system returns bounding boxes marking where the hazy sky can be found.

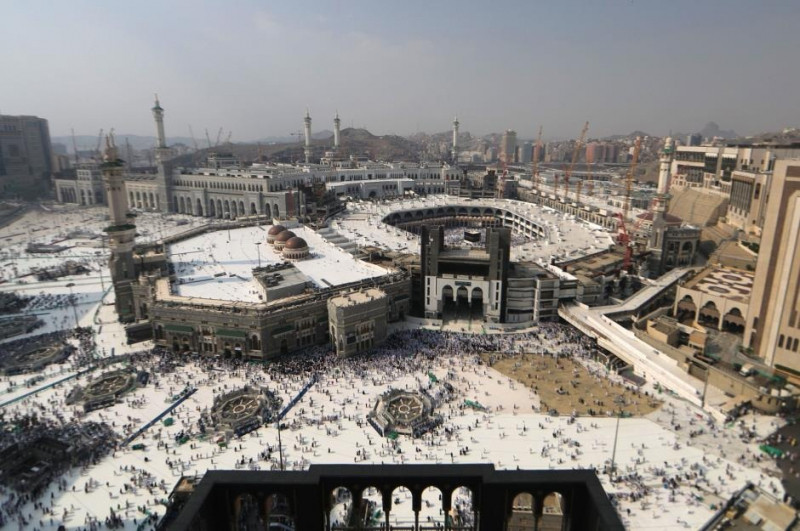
[2,0,799,141]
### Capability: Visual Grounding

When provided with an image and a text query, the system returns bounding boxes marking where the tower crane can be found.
[614,136,642,272]
[188,126,199,151]
[94,128,104,160]
[532,125,543,191]
[214,127,223,148]
[585,158,594,199]
[615,212,633,272]
[623,136,642,222]
[125,138,134,171]
[204,129,212,149]
[71,128,79,166]
[563,121,589,202]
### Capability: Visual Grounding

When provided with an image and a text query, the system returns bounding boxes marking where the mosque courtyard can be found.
[0,204,791,531]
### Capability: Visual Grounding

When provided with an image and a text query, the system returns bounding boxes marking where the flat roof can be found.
[329,288,387,307]
[683,265,754,303]
[168,225,390,302]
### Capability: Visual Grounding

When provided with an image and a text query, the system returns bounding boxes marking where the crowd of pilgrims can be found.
[0,321,792,530]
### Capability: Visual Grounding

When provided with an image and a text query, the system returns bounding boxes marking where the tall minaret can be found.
[101,132,137,321]
[303,108,312,163]
[649,136,674,254]
[150,94,172,212]
[333,111,341,151]
[451,116,460,163]
[152,94,167,159]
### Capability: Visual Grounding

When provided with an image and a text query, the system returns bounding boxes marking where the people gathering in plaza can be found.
[0,320,790,529]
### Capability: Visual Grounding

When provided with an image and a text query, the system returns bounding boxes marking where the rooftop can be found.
[329,287,387,308]
[683,265,754,303]
[168,225,390,302]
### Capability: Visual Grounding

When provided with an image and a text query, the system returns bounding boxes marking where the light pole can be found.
[65,283,79,329]
[276,420,284,470]
[255,242,261,269]
[609,410,622,481]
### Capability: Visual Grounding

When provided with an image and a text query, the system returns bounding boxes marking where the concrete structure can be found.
[101,134,138,322]
[745,159,800,376]
[54,163,105,205]
[327,288,389,356]
[501,129,517,164]
[421,225,510,323]
[164,465,624,531]
[727,170,770,236]
[675,265,751,333]
[0,114,53,198]
[138,223,411,359]
[649,137,674,261]
[57,98,464,216]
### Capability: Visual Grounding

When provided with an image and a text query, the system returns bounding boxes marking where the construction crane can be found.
[71,128,79,166]
[623,136,642,222]
[204,129,212,149]
[615,212,633,271]
[586,158,594,199]
[125,138,134,171]
[225,131,232,145]
[532,126,543,190]
[94,129,104,160]
[214,127,223,148]
[188,126,199,151]
[563,121,589,202]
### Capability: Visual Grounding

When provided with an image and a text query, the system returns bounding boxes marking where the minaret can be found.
[101,132,137,322]
[648,137,674,255]
[152,94,168,159]
[333,111,341,151]
[150,94,172,212]
[303,109,312,164]
[451,116,460,163]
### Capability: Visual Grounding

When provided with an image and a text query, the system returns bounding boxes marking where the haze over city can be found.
[3,0,800,140]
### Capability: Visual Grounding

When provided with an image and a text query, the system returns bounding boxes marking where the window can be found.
[779,334,785,348]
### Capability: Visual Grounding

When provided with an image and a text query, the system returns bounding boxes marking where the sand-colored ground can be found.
[483,352,662,417]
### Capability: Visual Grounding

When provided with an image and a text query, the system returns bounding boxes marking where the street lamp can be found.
[276,420,284,470]
[609,409,622,481]
[65,283,79,329]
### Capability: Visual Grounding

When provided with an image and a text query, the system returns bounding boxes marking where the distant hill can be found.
[169,127,423,167]
[602,130,652,141]
[729,127,800,145]
[698,121,738,140]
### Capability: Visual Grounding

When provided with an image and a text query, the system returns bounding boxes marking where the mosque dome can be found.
[284,236,308,250]
[282,236,310,260]
[266,224,288,245]
[273,230,296,250]
[275,230,296,242]
[268,224,287,236]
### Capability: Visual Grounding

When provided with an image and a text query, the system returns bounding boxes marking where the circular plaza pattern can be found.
[368,389,441,438]
[0,342,72,375]
[208,386,282,437]
[83,371,136,400]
